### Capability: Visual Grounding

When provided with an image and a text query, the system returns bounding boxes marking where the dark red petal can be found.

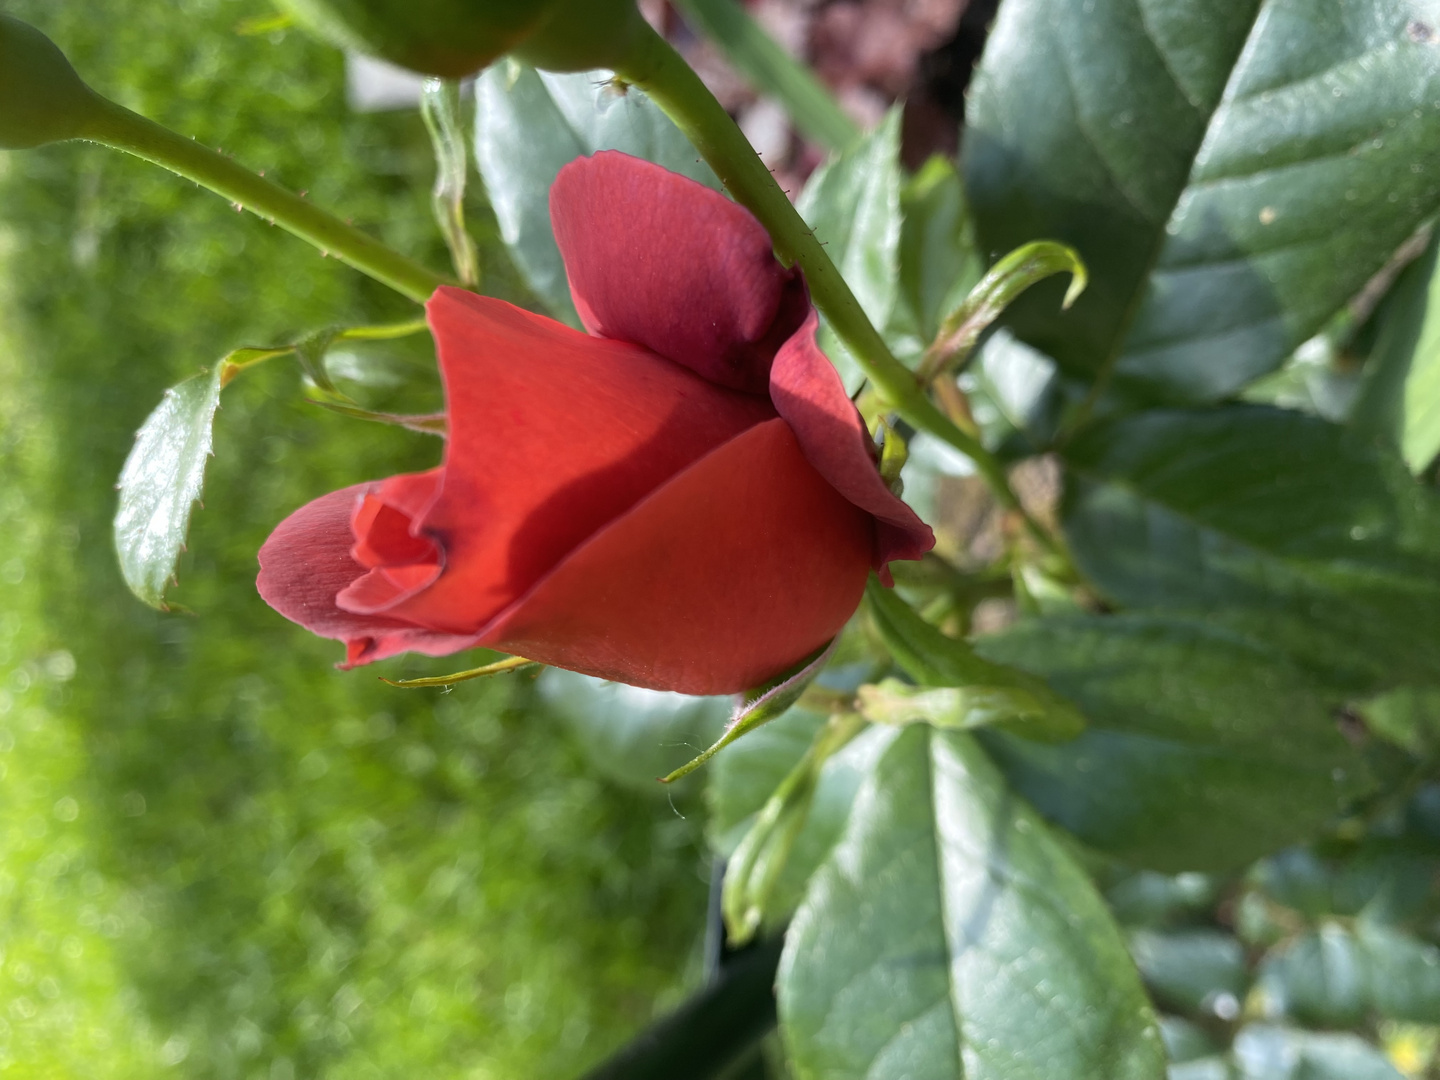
[256,482,480,668]
[476,418,874,695]
[386,289,777,635]
[769,311,935,580]
[550,151,803,395]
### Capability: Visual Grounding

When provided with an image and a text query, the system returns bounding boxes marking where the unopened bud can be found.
[510,0,645,73]
[275,0,552,78]
[0,15,100,150]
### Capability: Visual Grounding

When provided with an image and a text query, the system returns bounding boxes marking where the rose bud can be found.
[0,15,102,150]
[276,0,645,79]
[257,152,933,694]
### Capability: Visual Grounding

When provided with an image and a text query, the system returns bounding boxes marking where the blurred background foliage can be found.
[0,1,712,1075]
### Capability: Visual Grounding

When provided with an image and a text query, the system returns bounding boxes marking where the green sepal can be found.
[659,639,837,784]
[381,655,537,688]
[917,240,1086,382]
[721,711,866,947]
[864,576,1087,740]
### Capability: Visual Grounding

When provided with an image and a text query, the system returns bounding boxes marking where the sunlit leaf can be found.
[977,614,1374,872]
[1352,229,1440,473]
[113,364,225,609]
[966,0,1440,405]
[779,727,1165,1080]
[1062,405,1440,690]
[796,108,904,389]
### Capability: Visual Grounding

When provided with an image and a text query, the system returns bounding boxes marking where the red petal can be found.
[476,418,874,695]
[337,471,444,615]
[550,151,804,395]
[769,311,935,580]
[256,482,480,667]
[387,289,777,634]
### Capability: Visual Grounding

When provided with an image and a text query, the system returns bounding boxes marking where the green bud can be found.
[0,15,100,150]
[275,0,556,78]
[510,0,646,73]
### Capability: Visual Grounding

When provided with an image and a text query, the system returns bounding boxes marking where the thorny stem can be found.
[611,22,1066,562]
[79,96,451,304]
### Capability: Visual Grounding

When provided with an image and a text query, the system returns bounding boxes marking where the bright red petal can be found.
[550,151,805,395]
[256,482,481,667]
[386,289,777,635]
[769,312,935,580]
[476,418,874,695]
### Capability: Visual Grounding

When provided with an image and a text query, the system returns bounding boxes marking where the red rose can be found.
[257,151,933,694]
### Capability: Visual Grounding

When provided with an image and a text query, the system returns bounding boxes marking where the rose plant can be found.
[6,1,1440,1079]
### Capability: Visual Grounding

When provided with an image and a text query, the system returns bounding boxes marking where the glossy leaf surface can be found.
[709,710,897,932]
[965,0,1440,404]
[897,156,985,350]
[977,614,1373,872]
[796,109,904,389]
[1351,230,1440,473]
[1062,405,1440,689]
[779,726,1165,1080]
[114,364,225,608]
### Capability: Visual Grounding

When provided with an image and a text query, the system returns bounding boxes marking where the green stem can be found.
[77,96,451,304]
[611,23,1059,554]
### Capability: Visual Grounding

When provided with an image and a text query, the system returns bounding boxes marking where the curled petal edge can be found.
[769,311,935,582]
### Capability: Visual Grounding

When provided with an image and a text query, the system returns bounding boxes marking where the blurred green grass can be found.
[0,1,710,1075]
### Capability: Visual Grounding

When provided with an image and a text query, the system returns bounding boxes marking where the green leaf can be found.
[1251,839,1440,927]
[976,614,1374,872]
[113,364,226,608]
[866,577,1089,736]
[964,0,1440,405]
[538,669,728,794]
[1232,1026,1405,1080]
[670,0,858,152]
[897,155,985,348]
[473,60,719,322]
[1161,1016,1225,1066]
[708,710,899,934]
[1357,921,1440,1023]
[1255,925,1369,1028]
[796,108,904,390]
[1107,870,1221,930]
[1356,685,1440,756]
[660,639,837,783]
[778,726,1165,1080]
[856,677,1085,742]
[1062,405,1440,689]
[1129,929,1249,1019]
[1250,920,1440,1025]
[721,711,867,946]
[1352,230,1440,473]
[918,240,1087,382]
